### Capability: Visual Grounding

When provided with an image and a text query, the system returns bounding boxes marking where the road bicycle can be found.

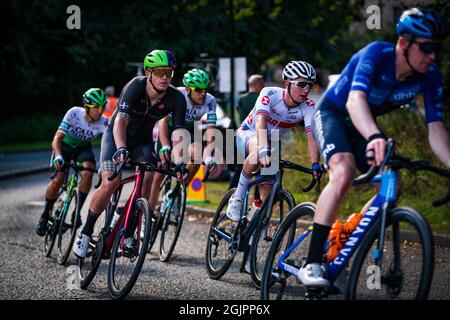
[147,166,212,262]
[206,159,320,288]
[260,139,450,300]
[76,157,176,299]
[43,161,97,265]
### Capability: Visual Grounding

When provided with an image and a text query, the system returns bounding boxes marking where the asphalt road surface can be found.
[1,172,449,300]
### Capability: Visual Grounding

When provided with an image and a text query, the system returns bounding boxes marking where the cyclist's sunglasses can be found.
[85,103,105,110]
[189,87,207,93]
[412,40,442,55]
[289,81,314,90]
[152,68,174,78]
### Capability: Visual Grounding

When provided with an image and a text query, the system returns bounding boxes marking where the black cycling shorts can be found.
[100,127,158,173]
[57,142,96,164]
[311,99,371,173]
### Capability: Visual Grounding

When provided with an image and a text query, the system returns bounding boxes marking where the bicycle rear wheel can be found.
[159,183,187,262]
[108,197,152,300]
[205,188,241,280]
[260,202,316,300]
[250,189,295,288]
[56,188,79,265]
[347,207,434,300]
[77,206,107,290]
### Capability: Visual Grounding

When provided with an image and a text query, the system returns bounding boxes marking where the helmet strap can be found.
[287,83,302,106]
[149,72,167,95]
[85,108,95,123]
[403,38,420,74]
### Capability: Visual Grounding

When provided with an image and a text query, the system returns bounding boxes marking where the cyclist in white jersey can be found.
[226,61,323,221]
[149,68,218,212]
[35,88,108,236]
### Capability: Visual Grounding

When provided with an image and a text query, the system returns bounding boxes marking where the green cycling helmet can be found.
[82,88,107,106]
[183,68,211,89]
[144,49,177,70]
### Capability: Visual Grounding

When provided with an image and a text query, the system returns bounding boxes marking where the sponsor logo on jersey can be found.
[261,95,270,106]
[392,91,416,101]
[359,60,374,74]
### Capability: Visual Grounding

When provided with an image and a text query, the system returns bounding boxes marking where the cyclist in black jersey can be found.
[73,50,188,258]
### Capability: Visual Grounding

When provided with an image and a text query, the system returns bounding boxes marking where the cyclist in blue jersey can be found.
[35,88,108,236]
[299,8,450,287]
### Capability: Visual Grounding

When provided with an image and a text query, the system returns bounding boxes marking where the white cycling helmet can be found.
[282,61,316,81]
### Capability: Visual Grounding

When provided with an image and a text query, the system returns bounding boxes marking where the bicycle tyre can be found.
[77,204,109,290]
[44,194,64,257]
[56,188,79,265]
[159,183,187,262]
[260,202,316,300]
[108,197,152,300]
[250,189,296,288]
[347,206,434,300]
[205,188,241,280]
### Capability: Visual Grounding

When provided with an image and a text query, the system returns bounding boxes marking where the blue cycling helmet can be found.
[396,8,447,39]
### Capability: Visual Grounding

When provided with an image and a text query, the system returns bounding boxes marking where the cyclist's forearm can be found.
[346,90,380,139]
[256,115,269,150]
[159,116,171,147]
[172,128,185,164]
[52,131,65,156]
[428,121,450,170]
[307,132,320,164]
[113,115,129,149]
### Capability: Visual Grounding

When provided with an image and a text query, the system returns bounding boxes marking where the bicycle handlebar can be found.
[107,157,178,182]
[353,139,450,206]
[279,160,319,193]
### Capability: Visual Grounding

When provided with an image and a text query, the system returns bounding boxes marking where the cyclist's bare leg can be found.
[79,161,95,194]
[242,136,260,174]
[149,172,164,211]
[89,170,122,215]
[141,171,154,200]
[314,152,356,226]
[45,171,65,200]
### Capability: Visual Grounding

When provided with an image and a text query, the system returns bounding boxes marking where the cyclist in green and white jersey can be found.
[149,68,218,212]
[35,88,108,236]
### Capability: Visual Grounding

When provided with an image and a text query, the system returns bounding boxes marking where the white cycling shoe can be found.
[72,233,91,258]
[225,195,243,222]
[297,263,330,288]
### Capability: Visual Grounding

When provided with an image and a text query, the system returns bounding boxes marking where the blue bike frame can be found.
[278,169,398,285]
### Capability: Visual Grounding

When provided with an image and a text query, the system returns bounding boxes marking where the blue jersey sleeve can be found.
[422,64,444,123]
[349,42,386,95]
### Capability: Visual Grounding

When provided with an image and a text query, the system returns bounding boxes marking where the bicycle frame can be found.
[102,170,145,258]
[277,169,399,285]
[213,166,287,253]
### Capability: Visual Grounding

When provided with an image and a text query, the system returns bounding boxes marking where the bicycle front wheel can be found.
[205,188,241,280]
[159,183,187,262]
[56,188,79,265]
[44,196,64,257]
[250,189,295,288]
[347,207,434,300]
[77,207,107,290]
[108,197,152,300]
[260,202,316,300]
